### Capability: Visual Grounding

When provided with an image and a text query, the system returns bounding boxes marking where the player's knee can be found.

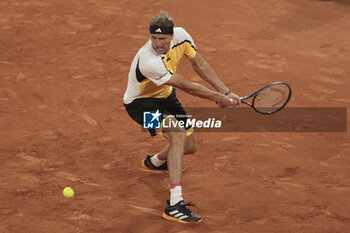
[163,116,186,137]
[164,130,186,145]
[163,117,186,143]
[185,141,197,154]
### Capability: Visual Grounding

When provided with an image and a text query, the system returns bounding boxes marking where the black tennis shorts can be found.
[124,89,191,136]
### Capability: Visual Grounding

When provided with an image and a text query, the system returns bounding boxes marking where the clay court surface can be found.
[1,0,350,232]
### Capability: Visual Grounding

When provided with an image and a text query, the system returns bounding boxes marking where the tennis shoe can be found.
[141,155,186,172]
[162,200,202,223]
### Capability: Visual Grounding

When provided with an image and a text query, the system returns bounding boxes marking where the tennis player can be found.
[123,11,240,223]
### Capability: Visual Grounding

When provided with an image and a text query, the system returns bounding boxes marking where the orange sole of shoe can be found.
[162,212,203,224]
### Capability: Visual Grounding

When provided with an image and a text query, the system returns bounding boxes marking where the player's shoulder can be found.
[137,41,163,69]
[174,27,187,33]
[173,27,193,42]
[138,41,160,61]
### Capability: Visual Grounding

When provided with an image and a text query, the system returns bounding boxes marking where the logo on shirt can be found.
[155,28,162,33]
[166,57,171,62]
[143,110,162,129]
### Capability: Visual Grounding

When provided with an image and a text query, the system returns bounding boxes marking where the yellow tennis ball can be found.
[63,187,74,198]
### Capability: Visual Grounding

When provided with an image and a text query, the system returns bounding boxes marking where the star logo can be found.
[150,109,162,122]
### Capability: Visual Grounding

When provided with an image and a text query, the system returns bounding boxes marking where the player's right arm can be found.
[165,73,235,108]
[138,51,236,108]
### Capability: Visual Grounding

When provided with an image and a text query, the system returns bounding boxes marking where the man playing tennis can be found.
[123,11,240,223]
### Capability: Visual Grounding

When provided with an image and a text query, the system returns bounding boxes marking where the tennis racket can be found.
[240,81,291,115]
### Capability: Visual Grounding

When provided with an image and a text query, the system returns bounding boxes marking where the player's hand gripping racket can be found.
[240,82,291,115]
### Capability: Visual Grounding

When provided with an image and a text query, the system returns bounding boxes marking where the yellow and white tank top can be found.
[123,27,197,104]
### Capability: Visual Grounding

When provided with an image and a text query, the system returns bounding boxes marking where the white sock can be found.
[170,184,183,206]
[150,153,166,167]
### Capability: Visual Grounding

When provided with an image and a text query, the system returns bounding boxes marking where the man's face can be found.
[150,33,173,54]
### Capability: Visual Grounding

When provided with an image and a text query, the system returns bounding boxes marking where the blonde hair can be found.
[150,11,174,27]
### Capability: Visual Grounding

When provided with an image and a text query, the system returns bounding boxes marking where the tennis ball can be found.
[257,97,261,101]
[63,187,74,198]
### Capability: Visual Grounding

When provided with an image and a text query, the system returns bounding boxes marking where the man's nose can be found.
[155,39,162,46]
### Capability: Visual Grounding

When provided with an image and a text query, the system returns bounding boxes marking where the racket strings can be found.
[254,85,290,112]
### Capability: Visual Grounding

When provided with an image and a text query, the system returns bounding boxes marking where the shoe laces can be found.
[179,201,199,216]
[183,202,199,209]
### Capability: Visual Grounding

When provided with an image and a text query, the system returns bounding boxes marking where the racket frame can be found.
[240,81,292,115]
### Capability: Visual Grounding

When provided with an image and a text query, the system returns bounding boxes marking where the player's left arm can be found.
[189,52,239,100]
